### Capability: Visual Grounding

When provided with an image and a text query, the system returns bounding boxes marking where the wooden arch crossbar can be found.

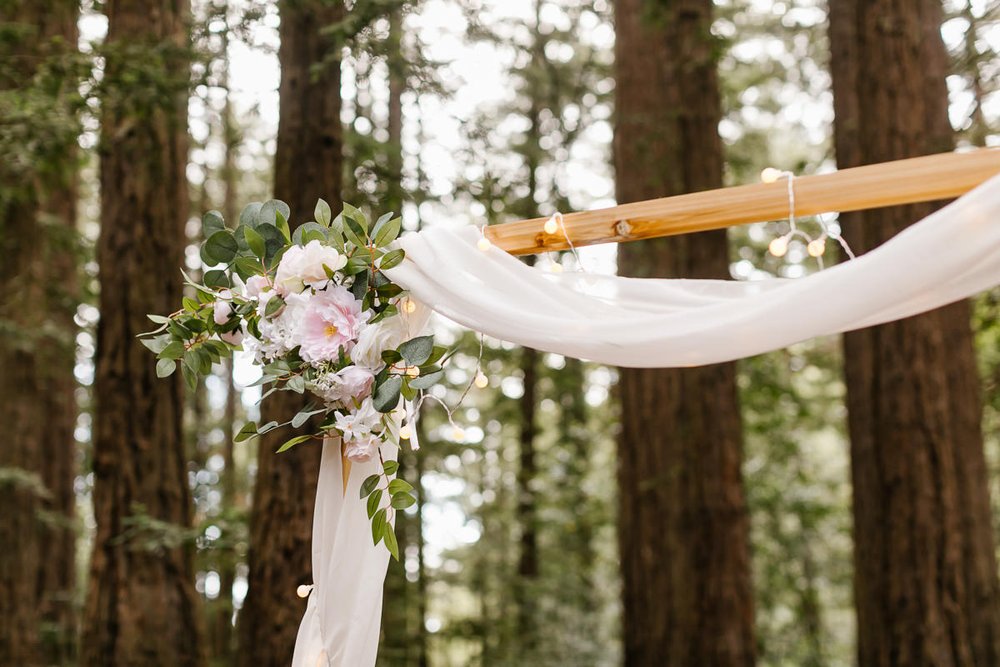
[485,149,1000,256]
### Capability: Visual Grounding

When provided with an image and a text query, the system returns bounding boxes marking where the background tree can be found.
[829,0,1000,664]
[81,0,205,665]
[236,1,344,664]
[0,1,81,664]
[613,0,756,664]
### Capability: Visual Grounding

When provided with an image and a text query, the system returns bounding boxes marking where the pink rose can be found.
[297,286,369,363]
[309,366,375,405]
[213,300,232,325]
[343,433,380,463]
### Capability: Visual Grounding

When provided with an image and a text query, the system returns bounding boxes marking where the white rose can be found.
[350,319,410,371]
[274,240,347,295]
[213,300,232,325]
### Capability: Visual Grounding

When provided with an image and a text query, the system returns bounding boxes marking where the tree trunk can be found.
[81,1,205,665]
[236,1,343,664]
[613,0,755,665]
[829,1,1000,665]
[0,2,80,664]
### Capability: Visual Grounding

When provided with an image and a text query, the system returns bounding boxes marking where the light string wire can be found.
[761,167,856,269]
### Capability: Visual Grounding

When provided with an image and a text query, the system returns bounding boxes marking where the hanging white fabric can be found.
[387,172,1000,368]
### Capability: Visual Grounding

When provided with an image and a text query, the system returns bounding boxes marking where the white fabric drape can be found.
[293,172,1000,667]
[292,438,395,667]
[387,172,1000,368]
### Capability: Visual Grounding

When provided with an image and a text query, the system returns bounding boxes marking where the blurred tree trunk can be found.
[829,1,1000,665]
[81,0,205,665]
[0,2,80,664]
[613,0,755,665]
[236,1,343,664]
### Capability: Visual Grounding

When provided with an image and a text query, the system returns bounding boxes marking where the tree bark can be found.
[0,2,80,664]
[829,1,1000,665]
[82,1,205,665]
[236,1,343,664]
[613,0,755,665]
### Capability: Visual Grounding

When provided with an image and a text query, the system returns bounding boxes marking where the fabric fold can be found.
[387,172,1000,368]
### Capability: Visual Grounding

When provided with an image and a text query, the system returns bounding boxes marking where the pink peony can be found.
[297,285,369,363]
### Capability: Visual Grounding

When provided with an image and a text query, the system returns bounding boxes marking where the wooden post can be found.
[486,149,1000,255]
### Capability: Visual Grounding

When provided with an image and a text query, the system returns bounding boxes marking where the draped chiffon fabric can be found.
[387,172,1000,368]
[294,171,1000,666]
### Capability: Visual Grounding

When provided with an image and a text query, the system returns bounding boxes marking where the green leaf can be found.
[158,340,186,360]
[315,198,332,226]
[244,225,266,259]
[275,210,291,241]
[378,248,405,270]
[240,202,263,228]
[202,210,226,238]
[343,255,369,276]
[257,199,291,227]
[147,313,171,324]
[141,334,171,354]
[292,407,326,428]
[276,434,312,453]
[371,508,387,546]
[287,375,305,394]
[264,295,286,318]
[342,202,368,229]
[343,216,368,249]
[292,221,328,246]
[181,363,198,392]
[382,460,399,476]
[233,256,262,281]
[203,269,230,289]
[399,335,434,366]
[360,474,381,499]
[367,489,383,519]
[372,375,403,413]
[373,215,401,247]
[391,492,416,510]
[235,421,258,442]
[388,479,414,495]
[155,358,176,378]
[409,369,444,390]
[383,521,399,560]
[205,230,238,263]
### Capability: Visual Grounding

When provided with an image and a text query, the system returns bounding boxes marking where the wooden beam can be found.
[486,149,1000,256]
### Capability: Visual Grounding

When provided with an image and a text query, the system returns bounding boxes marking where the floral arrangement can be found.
[140,199,447,558]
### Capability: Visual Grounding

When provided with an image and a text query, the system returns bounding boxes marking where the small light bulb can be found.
[399,424,412,440]
[549,261,564,273]
[768,236,788,258]
[761,167,783,184]
[807,238,826,257]
[296,585,312,599]
[543,217,559,235]
[477,237,492,251]
[474,372,489,388]
[406,366,419,378]
[404,299,417,314]
[451,426,464,441]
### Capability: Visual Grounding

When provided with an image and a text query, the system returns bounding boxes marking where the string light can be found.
[768,236,789,258]
[760,167,784,184]
[399,424,412,440]
[474,372,489,388]
[807,238,826,257]
[404,299,417,314]
[544,216,559,235]
[477,236,492,251]
[451,426,465,441]
[548,261,564,273]
[296,585,312,599]
[406,366,419,378]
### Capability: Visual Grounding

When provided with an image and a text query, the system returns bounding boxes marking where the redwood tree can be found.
[82,0,205,665]
[236,1,344,664]
[613,0,755,664]
[829,1,1000,664]
[0,1,80,664]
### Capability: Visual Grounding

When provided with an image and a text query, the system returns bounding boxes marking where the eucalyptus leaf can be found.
[205,230,238,263]
[276,434,312,453]
[202,210,226,238]
[315,198,332,227]
[373,375,403,413]
[235,421,258,442]
[244,225,266,259]
[399,335,434,366]
[409,369,444,390]
[240,202,263,228]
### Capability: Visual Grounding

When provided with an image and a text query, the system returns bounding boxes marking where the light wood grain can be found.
[485,149,1000,255]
